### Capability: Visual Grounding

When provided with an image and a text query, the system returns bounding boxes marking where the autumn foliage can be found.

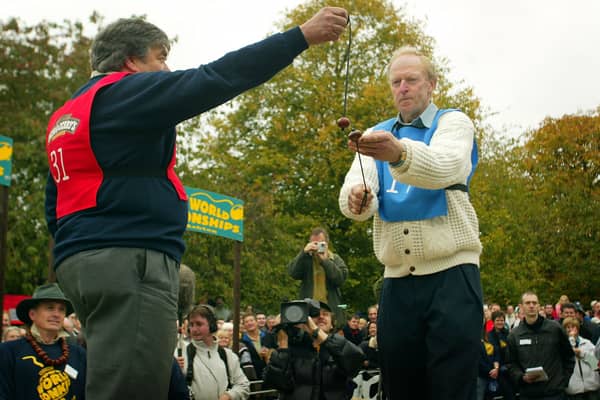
[1,1,598,312]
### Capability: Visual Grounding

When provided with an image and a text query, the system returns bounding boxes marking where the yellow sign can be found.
[0,135,13,187]
[185,187,244,241]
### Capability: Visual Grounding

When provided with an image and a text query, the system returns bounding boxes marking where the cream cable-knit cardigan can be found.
[338,111,482,278]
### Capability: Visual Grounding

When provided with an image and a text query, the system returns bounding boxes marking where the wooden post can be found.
[232,241,242,353]
[0,186,9,314]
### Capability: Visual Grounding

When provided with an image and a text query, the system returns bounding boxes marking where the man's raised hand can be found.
[300,7,348,45]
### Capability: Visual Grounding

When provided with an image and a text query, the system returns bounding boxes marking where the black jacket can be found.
[507,316,575,398]
[342,324,365,346]
[240,331,269,378]
[488,328,510,365]
[359,338,379,370]
[263,331,364,400]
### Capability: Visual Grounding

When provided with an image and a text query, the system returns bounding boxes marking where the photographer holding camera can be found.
[288,228,348,327]
[263,300,364,400]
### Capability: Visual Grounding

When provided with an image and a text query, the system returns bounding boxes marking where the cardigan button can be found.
[409,266,415,273]
[403,228,409,235]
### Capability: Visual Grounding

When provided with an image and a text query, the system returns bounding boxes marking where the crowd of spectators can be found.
[478,294,600,400]
[3,293,599,400]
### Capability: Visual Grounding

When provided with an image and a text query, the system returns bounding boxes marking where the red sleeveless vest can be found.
[46,72,187,219]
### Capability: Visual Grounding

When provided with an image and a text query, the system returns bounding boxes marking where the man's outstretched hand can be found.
[300,7,349,45]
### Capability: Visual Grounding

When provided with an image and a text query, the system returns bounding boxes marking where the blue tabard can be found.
[375,109,478,222]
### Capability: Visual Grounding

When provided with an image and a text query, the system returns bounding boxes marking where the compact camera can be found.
[280,298,321,325]
[317,241,327,254]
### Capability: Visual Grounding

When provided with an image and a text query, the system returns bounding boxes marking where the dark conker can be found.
[348,130,363,142]
[337,117,351,129]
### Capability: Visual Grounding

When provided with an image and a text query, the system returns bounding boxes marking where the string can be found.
[341,15,368,214]
[342,16,352,117]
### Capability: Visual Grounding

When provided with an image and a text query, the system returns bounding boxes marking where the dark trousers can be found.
[567,392,600,400]
[496,372,516,400]
[377,264,483,400]
[522,394,568,400]
[57,247,179,400]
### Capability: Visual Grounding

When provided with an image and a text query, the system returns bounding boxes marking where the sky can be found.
[4,0,600,137]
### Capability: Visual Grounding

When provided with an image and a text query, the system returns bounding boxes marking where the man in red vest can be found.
[45,9,347,400]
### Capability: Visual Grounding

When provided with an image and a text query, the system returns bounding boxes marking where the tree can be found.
[1,17,93,293]
[9,4,594,313]
[519,111,599,305]
[472,130,547,305]
[472,109,600,307]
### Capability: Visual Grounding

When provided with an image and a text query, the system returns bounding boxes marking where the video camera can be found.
[280,298,321,325]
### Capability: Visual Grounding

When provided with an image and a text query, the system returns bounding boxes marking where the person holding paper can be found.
[507,291,575,400]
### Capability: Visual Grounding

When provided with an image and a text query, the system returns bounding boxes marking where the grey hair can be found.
[90,18,170,73]
[387,46,437,83]
[2,326,21,342]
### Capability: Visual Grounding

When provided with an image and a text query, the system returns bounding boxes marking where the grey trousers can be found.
[57,247,179,400]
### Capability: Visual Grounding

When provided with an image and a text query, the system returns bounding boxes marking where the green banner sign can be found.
[0,135,13,187]
[185,186,244,241]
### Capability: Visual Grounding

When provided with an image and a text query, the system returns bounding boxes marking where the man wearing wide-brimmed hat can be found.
[0,283,86,400]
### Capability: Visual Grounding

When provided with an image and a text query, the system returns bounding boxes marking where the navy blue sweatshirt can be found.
[46,27,308,267]
[0,338,87,400]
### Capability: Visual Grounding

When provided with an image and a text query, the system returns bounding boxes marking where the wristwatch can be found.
[390,143,407,167]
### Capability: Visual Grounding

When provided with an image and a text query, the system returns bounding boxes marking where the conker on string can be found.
[348,130,363,142]
[337,117,351,129]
